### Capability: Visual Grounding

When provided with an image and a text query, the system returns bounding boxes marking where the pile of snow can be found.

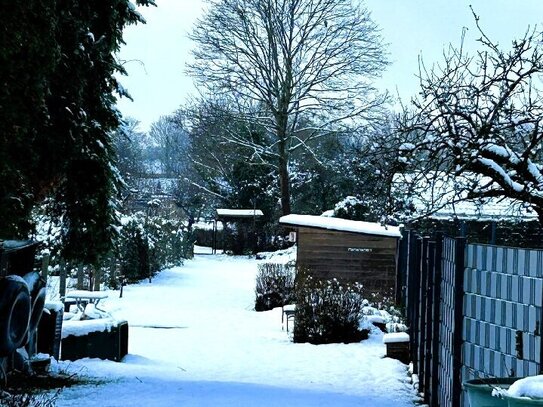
[360,304,388,330]
[62,317,124,339]
[383,332,410,344]
[44,301,64,313]
[360,303,406,333]
[506,375,543,399]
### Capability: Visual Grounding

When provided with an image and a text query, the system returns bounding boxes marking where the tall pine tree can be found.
[0,0,155,264]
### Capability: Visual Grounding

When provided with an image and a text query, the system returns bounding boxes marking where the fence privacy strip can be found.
[401,231,543,407]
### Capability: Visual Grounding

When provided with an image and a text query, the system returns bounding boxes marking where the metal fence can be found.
[399,230,543,407]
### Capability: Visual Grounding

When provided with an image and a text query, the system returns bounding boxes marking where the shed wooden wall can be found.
[297,227,398,293]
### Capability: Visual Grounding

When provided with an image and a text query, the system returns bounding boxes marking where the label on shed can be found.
[347,247,373,253]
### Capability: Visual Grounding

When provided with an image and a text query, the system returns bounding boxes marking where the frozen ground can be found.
[53,247,416,406]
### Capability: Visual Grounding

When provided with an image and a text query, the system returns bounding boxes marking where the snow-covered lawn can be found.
[53,248,416,406]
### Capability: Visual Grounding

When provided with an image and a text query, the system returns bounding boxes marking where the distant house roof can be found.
[216,209,264,218]
[393,172,538,222]
[279,214,401,238]
[421,198,537,221]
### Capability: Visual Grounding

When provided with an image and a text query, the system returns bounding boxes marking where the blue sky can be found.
[116,0,543,132]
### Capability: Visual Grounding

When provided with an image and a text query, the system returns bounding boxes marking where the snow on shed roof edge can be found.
[216,209,264,217]
[279,214,401,238]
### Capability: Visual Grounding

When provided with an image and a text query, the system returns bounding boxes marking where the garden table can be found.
[64,290,108,312]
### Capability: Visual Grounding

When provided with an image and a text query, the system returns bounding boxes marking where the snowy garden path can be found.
[54,250,416,406]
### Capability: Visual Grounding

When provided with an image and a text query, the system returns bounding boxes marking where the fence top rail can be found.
[468,241,543,253]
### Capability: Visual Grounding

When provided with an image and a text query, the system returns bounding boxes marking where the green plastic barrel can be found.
[464,378,518,407]
[504,395,543,407]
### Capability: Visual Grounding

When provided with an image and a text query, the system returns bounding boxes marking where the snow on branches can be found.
[398,9,543,222]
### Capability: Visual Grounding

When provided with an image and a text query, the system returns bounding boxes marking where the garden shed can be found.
[213,208,264,254]
[279,214,401,295]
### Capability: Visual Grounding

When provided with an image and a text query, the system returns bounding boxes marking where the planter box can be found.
[383,332,410,364]
[61,320,128,362]
[464,378,518,407]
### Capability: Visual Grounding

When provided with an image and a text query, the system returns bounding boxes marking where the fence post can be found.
[406,231,414,327]
[424,240,435,404]
[408,231,422,374]
[418,237,429,390]
[540,285,543,373]
[396,230,409,306]
[452,236,466,407]
[431,232,443,407]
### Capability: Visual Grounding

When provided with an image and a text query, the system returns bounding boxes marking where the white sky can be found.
[116,0,543,132]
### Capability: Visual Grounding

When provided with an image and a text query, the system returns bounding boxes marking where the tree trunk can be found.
[59,260,66,298]
[77,264,84,290]
[278,140,291,216]
[41,253,50,285]
[279,161,291,215]
[94,267,101,291]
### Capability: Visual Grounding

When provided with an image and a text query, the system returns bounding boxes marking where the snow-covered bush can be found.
[360,291,406,333]
[34,206,193,289]
[116,214,150,282]
[333,196,379,222]
[254,263,295,311]
[293,271,368,344]
[117,213,191,283]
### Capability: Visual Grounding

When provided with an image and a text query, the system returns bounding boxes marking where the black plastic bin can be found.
[61,320,129,362]
[37,304,64,360]
[0,240,40,278]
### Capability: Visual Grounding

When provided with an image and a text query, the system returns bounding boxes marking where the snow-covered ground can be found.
[53,248,416,406]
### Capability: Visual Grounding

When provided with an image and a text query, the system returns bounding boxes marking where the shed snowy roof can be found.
[216,209,264,218]
[279,214,401,238]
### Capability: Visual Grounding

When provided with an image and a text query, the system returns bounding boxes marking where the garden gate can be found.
[400,231,543,407]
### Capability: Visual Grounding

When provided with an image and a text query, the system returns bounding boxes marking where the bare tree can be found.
[113,118,146,187]
[188,0,388,215]
[148,116,190,176]
[398,10,543,223]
